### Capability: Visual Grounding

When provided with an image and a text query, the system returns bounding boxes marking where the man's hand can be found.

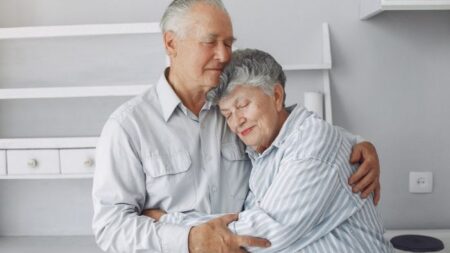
[349,141,381,205]
[188,214,271,253]
[142,209,166,221]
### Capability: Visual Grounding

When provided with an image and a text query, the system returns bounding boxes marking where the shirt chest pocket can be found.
[221,142,251,203]
[143,150,197,211]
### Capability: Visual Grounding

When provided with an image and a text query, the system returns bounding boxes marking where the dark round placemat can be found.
[390,234,444,252]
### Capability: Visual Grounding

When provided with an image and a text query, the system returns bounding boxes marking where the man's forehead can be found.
[187,3,233,36]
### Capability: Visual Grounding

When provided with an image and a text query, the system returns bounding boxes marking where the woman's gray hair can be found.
[207,48,287,104]
[160,0,228,37]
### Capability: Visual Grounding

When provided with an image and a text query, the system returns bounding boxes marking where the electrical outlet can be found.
[409,172,433,193]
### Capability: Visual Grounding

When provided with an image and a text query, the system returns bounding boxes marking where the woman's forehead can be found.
[219,85,265,107]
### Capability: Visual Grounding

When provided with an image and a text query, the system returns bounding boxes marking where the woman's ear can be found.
[163,31,177,58]
[273,83,285,111]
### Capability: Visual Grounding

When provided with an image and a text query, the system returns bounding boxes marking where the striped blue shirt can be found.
[161,105,394,252]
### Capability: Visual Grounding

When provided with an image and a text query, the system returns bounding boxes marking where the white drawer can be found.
[7,149,60,175]
[0,150,6,175]
[60,148,96,174]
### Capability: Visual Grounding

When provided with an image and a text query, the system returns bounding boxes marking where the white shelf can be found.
[0,174,93,180]
[0,236,102,253]
[0,137,98,149]
[361,0,450,19]
[0,84,150,100]
[0,22,160,40]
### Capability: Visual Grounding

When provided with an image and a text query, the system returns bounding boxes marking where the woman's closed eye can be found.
[237,102,249,109]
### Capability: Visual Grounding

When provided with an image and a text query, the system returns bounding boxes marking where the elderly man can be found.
[147,48,394,252]
[92,0,381,253]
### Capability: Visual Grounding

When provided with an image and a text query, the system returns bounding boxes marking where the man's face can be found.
[170,3,235,90]
[219,85,283,153]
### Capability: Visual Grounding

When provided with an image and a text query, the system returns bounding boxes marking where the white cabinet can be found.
[0,150,6,175]
[361,0,450,19]
[0,138,97,179]
[60,148,96,174]
[7,149,60,175]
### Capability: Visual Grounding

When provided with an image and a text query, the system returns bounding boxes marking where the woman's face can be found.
[218,84,285,153]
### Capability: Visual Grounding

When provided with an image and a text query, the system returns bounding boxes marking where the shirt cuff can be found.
[159,214,169,223]
[355,135,366,144]
[158,223,191,253]
[228,221,237,234]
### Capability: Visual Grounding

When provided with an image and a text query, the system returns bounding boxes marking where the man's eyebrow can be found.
[206,33,237,42]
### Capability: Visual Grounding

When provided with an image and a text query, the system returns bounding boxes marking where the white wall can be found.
[0,0,449,235]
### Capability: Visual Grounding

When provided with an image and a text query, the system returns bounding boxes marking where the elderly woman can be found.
[147,49,394,252]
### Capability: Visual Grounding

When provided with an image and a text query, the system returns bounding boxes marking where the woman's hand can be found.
[142,208,167,221]
[349,141,381,205]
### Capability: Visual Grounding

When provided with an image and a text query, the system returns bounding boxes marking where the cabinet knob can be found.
[27,159,38,168]
[84,158,94,168]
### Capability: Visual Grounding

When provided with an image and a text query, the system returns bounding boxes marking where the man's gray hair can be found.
[207,48,287,104]
[160,0,228,37]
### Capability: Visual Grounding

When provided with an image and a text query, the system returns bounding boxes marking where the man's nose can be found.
[215,42,231,63]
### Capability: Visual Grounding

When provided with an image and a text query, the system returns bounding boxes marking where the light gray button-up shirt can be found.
[92,70,252,253]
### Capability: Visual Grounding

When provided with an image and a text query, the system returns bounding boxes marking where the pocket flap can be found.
[221,142,248,161]
[146,150,191,178]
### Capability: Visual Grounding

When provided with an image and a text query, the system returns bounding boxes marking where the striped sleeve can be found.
[160,191,257,226]
[229,158,350,252]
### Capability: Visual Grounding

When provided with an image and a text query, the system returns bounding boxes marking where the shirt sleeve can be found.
[230,158,355,253]
[335,126,365,144]
[92,119,191,253]
[160,188,257,226]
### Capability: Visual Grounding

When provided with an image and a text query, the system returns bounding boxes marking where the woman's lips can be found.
[240,126,254,136]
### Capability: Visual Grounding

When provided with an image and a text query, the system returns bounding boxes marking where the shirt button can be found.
[211,186,217,193]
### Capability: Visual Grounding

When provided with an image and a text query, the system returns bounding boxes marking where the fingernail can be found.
[266,242,271,247]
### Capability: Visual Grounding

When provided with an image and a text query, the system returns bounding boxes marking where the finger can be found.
[349,161,370,185]
[353,170,376,194]
[217,213,239,225]
[349,145,362,164]
[236,235,271,248]
[360,180,377,198]
[239,247,249,253]
[373,181,381,205]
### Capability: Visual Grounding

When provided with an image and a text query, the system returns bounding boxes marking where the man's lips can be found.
[206,66,224,71]
[207,68,223,72]
[240,126,254,136]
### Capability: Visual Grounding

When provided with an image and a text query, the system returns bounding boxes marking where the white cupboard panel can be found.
[0,150,6,175]
[7,150,60,175]
[60,149,96,174]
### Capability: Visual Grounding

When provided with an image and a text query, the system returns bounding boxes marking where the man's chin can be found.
[204,79,221,89]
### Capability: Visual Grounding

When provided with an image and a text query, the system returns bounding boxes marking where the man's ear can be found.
[163,31,177,58]
[273,83,285,111]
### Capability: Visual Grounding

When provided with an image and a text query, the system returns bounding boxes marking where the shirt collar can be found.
[156,68,216,122]
[156,68,182,122]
